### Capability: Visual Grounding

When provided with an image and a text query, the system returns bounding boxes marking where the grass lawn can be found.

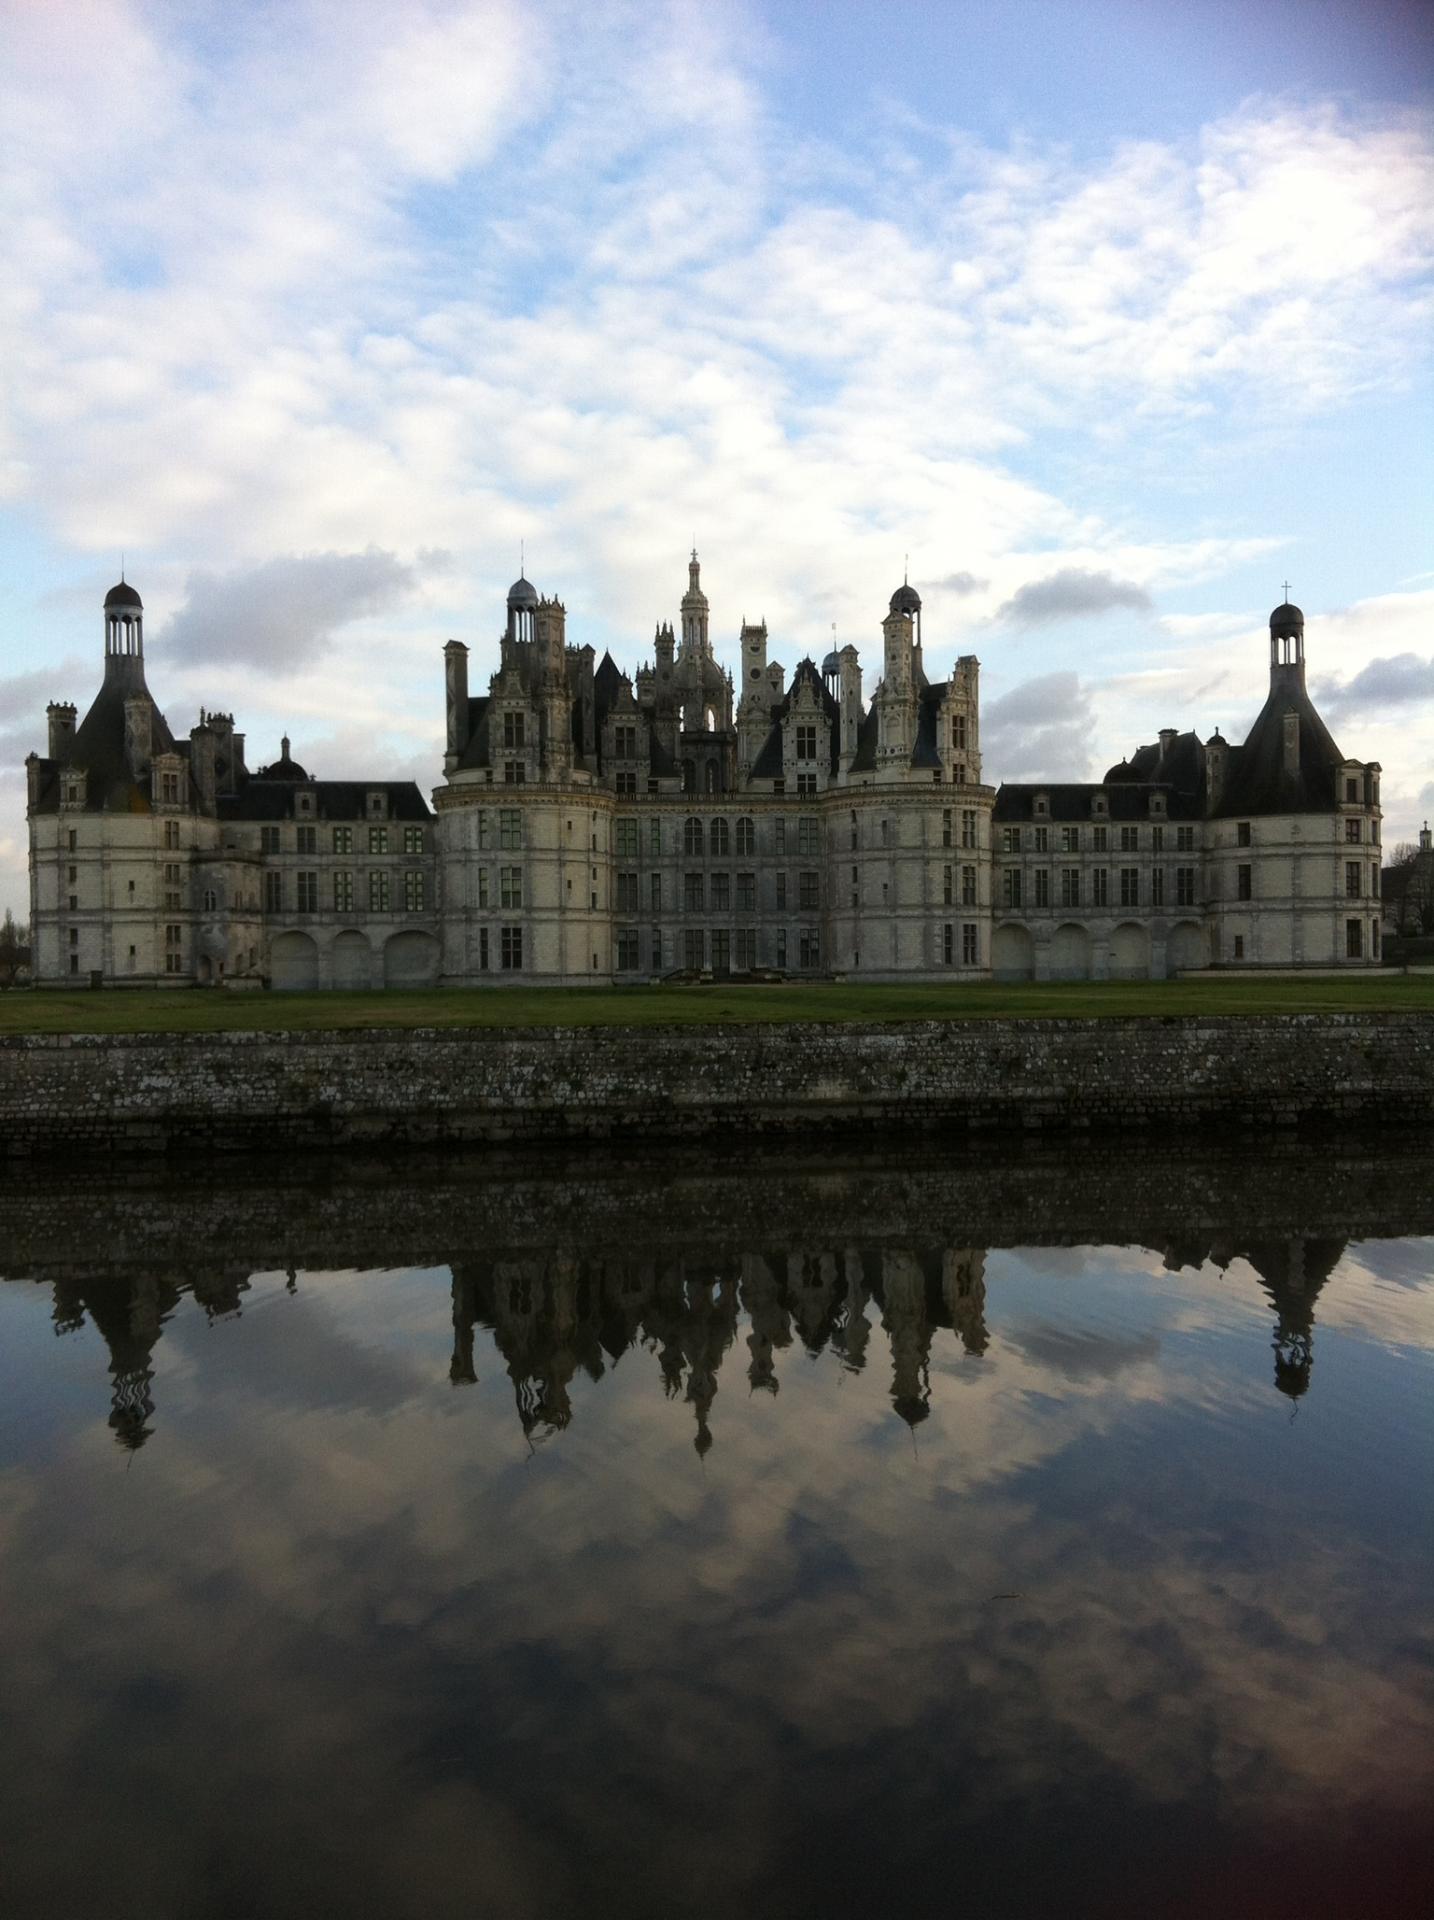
[1,975,1432,1034]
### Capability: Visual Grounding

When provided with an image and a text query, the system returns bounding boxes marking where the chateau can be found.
[26,555,1384,987]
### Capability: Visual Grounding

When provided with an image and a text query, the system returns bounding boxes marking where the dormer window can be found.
[368,791,387,818]
[1092,792,1107,816]
[1034,794,1049,816]
[298,792,312,814]
[1151,793,1167,816]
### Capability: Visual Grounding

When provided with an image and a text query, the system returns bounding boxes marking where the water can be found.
[1,1142,1431,1920]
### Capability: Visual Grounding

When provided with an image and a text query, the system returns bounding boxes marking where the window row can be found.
[258,825,427,855]
[997,866,1199,909]
[1001,823,1197,855]
[614,927,821,973]
[264,869,428,913]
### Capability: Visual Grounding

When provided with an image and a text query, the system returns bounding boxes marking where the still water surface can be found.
[1,1143,1431,1919]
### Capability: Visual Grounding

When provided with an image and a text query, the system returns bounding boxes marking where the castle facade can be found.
[26,556,1384,987]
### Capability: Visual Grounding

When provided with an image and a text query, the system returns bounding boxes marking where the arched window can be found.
[203,889,218,912]
[710,817,730,856]
[683,816,703,855]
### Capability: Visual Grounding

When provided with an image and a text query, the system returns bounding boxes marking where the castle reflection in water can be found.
[18,1218,1345,1455]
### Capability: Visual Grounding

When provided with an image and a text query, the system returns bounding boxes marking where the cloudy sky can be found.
[2,0,1432,917]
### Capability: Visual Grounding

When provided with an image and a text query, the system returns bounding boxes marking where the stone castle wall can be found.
[2,1012,1431,1155]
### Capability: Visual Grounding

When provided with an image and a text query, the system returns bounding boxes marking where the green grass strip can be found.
[1,975,1432,1034]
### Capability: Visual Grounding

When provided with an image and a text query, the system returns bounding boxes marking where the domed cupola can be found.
[103,578,144,665]
[889,582,922,617]
[507,574,539,644]
[1269,596,1305,676]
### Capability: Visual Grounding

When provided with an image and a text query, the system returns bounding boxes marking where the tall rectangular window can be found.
[1061,868,1080,907]
[163,821,179,850]
[951,713,967,750]
[1091,868,1109,906]
[333,826,353,854]
[1120,867,1139,906]
[735,929,756,971]
[500,866,522,909]
[797,816,820,856]
[1061,827,1079,853]
[776,930,787,970]
[962,923,978,966]
[477,813,491,851]
[799,871,819,910]
[477,869,490,908]
[737,872,755,911]
[296,871,318,913]
[503,762,525,785]
[684,873,703,911]
[1002,869,1022,908]
[616,929,639,970]
[1236,821,1251,846]
[1151,826,1164,853]
[502,711,525,750]
[1176,825,1195,851]
[942,809,952,847]
[296,825,317,854]
[264,872,283,913]
[962,865,977,906]
[369,826,389,855]
[943,865,953,906]
[479,927,489,971]
[404,869,425,912]
[616,872,638,912]
[1002,827,1021,853]
[1151,868,1165,907]
[684,928,704,970]
[501,926,523,970]
[711,930,731,974]
[616,819,638,858]
[1345,861,1361,899]
[1239,864,1254,900]
[710,818,730,856]
[499,810,521,849]
[735,817,755,855]
[261,826,281,853]
[1120,826,1139,852]
[333,871,353,912]
[1345,918,1363,958]
[799,929,820,970]
[369,869,390,912]
[1345,818,1362,843]
[1033,826,1049,853]
[1034,868,1050,907]
[1176,867,1197,906]
[961,810,977,849]
[775,873,787,910]
[774,818,787,855]
[711,873,731,910]
[650,871,661,911]
[403,826,425,854]
[651,929,662,971]
[943,923,954,966]
[795,724,816,760]
[1092,826,1108,853]
[649,818,662,857]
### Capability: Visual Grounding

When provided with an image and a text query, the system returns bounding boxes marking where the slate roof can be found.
[29,664,182,813]
[220,778,433,823]
[992,781,1202,822]
[1208,675,1348,818]
[749,658,843,779]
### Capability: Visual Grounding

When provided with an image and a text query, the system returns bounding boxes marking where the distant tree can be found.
[0,909,26,988]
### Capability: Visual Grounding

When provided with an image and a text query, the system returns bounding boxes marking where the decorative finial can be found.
[520,538,524,575]
[904,553,909,585]
[121,551,125,583]
[1281,579,1292,602]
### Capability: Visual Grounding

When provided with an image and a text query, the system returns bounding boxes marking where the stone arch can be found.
[271,930,319,991]
[1049,922,1091,982]
[992,923,1034,981]
[1167,919,1205,976]
[383,929,440,988]
[331,929,371,990]
[1109,921,1150,980]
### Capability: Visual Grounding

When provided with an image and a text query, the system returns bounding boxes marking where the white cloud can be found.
[1,6,1432,914]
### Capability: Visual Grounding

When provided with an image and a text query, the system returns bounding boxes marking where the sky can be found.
[2,0,1433,919]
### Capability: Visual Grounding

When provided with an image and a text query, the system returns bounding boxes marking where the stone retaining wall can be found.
[2,1012,1430,1156]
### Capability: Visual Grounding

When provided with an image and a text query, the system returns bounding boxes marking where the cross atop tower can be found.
[1282,579,1292,602]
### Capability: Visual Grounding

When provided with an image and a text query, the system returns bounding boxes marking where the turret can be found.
[1205,730,1227,811]
[189,718,218,813]
[444,639,470,770]
[102,580,147,694]
[839,646,862,766]
[534,596,572,778]
[47,702,76,759]
[680,549,710,656]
